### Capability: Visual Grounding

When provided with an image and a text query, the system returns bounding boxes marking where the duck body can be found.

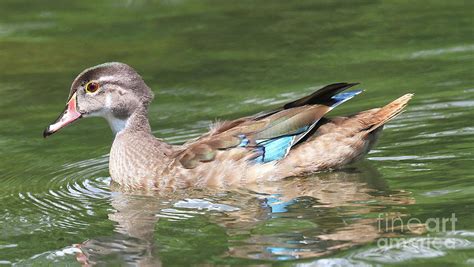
[44,62,412,191]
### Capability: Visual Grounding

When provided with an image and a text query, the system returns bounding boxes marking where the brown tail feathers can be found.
[364,93,414,133]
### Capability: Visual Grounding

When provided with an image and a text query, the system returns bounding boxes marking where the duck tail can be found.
[363,93,414,133]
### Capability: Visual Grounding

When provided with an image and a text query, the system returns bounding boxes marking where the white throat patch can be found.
[105,114,127,135]
[104,93,127,135]
[84,93,128,135]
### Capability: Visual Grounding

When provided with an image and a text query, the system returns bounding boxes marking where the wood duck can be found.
[43,62,412,191]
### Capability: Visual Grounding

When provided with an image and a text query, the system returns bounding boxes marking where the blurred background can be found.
[0,0,473,265]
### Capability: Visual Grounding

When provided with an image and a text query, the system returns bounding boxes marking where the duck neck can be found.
[107,105,152,135]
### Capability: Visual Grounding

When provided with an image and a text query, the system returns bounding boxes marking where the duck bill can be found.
[43,92,82,138]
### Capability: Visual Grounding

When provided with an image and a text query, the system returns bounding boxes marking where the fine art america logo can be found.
[376,213,458,249]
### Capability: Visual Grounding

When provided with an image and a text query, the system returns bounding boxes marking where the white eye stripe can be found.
[98,75,116,82]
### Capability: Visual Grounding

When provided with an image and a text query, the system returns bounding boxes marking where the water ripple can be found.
[3,155,112,236]
[351,231,474,264]
[409,44,474,58]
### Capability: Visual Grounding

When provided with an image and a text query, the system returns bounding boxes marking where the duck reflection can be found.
[75,163,415,266]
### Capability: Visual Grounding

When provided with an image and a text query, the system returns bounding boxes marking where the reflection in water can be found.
[74,163,415,266]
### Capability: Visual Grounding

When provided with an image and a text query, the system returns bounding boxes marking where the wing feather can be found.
[176,83,362,169]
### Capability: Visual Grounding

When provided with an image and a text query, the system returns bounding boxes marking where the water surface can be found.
[0,0,473,265]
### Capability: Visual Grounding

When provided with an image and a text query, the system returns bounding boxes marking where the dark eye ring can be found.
[85,81,100,93]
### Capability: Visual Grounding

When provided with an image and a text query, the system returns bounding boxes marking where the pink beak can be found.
[43,92,82,137]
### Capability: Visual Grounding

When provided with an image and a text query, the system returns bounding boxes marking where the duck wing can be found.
[176,83,362,169]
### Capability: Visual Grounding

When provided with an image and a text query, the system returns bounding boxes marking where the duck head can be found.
[43,62,154,137]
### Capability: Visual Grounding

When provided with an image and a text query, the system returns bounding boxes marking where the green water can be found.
[1,0,473,265]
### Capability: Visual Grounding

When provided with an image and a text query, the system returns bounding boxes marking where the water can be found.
[0,0,473,265]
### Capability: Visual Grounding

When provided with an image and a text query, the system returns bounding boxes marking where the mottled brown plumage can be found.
[44,62,413,191]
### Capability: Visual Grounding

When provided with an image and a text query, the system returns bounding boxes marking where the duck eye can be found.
[85,81,100,93]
